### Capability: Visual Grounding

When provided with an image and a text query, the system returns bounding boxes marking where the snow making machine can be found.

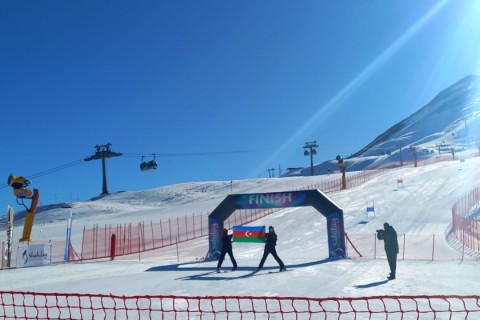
[7,174,40,242]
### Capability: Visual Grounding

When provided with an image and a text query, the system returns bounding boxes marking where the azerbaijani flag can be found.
[233,226,266,243]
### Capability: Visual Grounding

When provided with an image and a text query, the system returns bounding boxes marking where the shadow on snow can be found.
[145,257,339,281]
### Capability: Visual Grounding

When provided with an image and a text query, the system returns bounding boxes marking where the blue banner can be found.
[208,217,223,260]
[64,209,73,261]
[326,212,345,257]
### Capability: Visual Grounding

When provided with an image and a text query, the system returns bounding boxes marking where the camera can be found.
[376,229,384,240]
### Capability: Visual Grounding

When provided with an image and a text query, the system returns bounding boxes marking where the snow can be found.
[0,156,479,299]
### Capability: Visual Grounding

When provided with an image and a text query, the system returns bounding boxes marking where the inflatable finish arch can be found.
[207,190,345,260]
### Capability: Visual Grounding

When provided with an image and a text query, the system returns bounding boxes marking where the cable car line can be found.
[0,149,263,189]
[122,149,259,158]
[0,159,85,190]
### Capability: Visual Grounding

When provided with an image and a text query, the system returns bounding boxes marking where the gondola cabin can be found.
[140,159,158,171]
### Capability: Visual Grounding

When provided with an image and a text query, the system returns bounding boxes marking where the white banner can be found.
[4,206,14,268]
[16,244,51,268]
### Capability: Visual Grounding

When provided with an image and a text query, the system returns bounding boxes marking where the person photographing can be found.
[377,222,399,280]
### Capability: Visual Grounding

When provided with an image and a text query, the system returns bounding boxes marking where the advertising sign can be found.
[16,244,51,268]
[207,217,222,260]
[235,191,307,209]
[326,212,345,257]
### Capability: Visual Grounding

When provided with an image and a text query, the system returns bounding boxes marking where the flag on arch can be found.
[233,226,266,243]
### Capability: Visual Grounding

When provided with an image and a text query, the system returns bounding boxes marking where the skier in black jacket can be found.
[255,226,286,272]
[377,222,399,280]
[217,228,237,272]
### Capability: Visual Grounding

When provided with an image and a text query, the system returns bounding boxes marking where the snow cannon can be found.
[8,174,34,198]
[7,174,40,242]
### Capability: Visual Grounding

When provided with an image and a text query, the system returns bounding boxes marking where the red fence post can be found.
[81,226,86,260]
[110,234,116,260]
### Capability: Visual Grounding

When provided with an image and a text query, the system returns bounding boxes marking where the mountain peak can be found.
[351,74,480,159]
[284,75,480,177]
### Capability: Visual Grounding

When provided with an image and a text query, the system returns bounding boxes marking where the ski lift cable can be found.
[0,159,85,190]
[0,149,263,189]
[122,149,261,158]
[27,159,85,179]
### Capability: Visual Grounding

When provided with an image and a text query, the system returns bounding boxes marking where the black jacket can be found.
[265,232,277,248]
[377,225,399,254]
[221,234,233,251]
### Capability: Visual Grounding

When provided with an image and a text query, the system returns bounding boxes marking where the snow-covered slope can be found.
[0,155,478,298]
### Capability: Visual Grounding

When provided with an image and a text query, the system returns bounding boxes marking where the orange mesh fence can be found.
[345,233,476,261]
[293,169,390,192]
[80,209,280,260]
[0,292,479,319]
[452,186,480,254]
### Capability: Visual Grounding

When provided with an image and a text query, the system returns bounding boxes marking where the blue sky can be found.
[1,0,480,207]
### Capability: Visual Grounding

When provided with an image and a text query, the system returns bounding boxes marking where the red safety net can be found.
[0,292,479,319]
[452,186,480,253]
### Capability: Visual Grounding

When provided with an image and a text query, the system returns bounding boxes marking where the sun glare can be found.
[458,1,480,76]
[250,0,450,177]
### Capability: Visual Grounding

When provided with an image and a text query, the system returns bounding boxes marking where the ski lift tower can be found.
[84,143,123,195]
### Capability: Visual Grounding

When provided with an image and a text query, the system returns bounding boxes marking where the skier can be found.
[376,222,399,280]
[216,228,237,272]
[255,226,286,272]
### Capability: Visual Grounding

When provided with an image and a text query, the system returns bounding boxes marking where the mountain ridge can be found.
[352,74,480,158]
[285,74,480,177]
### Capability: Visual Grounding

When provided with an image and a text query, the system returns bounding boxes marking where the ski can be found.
[269,269,289,274]
[252,269,289,275]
